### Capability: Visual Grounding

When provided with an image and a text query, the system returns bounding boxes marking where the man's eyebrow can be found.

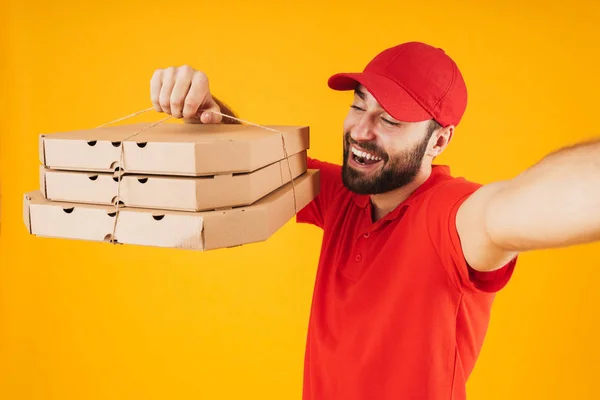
[353,87,387,111]
[354,88,365,100]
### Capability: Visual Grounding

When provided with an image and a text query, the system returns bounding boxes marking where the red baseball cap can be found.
[328,41,468,127]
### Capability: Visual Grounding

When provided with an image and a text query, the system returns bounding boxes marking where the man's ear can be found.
[429,125,454,157]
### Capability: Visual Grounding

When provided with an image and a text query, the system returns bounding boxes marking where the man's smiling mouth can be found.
[350,145,383,166]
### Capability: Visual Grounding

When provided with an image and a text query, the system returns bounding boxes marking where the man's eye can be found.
[382,118,399,126]
[350,105,364,111]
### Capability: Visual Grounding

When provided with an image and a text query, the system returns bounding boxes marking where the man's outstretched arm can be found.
[456,138,600,272]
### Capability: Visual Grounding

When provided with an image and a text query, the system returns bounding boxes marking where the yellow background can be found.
[1,0,599,399]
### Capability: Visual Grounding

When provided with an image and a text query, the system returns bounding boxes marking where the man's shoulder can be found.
[435,174,482,198]
[307,156,342,172]
[295,156,349,228]
[306,156,346,191]
[411,165,482,209]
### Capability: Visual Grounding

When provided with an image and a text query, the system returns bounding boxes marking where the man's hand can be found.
[150,65,223,124]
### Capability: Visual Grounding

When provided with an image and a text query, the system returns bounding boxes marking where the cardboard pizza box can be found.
[23,169,320,251]
[39,122,309,176]
[40,150,307,211]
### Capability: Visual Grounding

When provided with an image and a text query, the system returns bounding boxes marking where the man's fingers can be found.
[182,71,222,123]
[199,98,223,124]
[150,69,164,112]
[158,67,176,115]
[151,65,221,123]
[170,65,194,118]
[182,71,206,119]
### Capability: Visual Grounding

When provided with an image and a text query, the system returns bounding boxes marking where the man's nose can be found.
[350,116,376,142]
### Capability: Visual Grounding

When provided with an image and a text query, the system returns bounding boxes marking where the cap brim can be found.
[328,72,433,123]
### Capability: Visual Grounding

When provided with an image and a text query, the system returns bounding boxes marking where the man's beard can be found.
[341,132,430,195]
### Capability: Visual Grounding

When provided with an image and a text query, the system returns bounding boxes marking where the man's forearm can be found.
[485,138,600,252]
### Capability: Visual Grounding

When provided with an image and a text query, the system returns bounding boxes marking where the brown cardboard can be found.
[24,169,320,251]
[39,122,310,176]
[40,151,307,211]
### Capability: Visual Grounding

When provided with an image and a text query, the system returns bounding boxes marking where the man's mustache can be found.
[345,132,388,161]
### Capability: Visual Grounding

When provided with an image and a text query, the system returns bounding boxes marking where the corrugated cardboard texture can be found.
[39,122,310,176]
[24,169,320,251]
[41,151,308,211]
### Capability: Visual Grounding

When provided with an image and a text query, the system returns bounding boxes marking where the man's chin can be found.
[341,164,419,195]
[342,166,379,195]
[342,182,376,195]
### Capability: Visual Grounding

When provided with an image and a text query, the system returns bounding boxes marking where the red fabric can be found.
[297,157,516,400]
[327,41,468,127]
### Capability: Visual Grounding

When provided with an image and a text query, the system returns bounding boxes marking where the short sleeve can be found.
[296,157,344,229]
[426,179,517,294]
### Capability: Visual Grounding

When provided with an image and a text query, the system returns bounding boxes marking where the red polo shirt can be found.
[296,157,517,400]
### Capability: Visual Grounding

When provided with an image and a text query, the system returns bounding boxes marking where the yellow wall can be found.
[1,0,599,399]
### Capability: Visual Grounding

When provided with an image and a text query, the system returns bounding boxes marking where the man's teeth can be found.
[351,146,382,161]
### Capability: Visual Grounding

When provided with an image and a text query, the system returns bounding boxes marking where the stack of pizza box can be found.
[23,122,320,251]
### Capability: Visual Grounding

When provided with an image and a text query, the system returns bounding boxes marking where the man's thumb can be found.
[199,98,222,124]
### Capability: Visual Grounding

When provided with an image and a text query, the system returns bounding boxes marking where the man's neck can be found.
[369,165,432,222]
